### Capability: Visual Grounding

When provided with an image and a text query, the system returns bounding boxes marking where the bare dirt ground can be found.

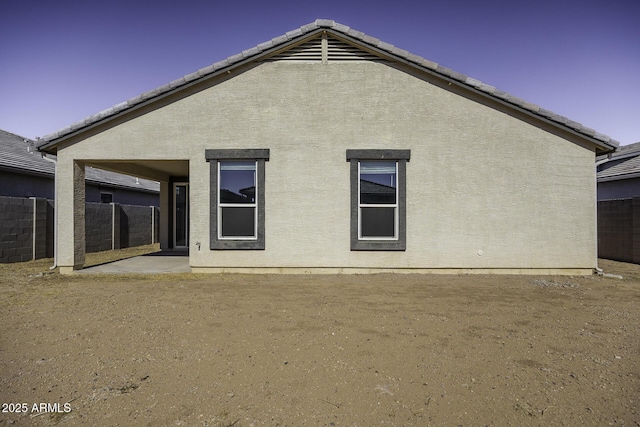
[1,247,639,426]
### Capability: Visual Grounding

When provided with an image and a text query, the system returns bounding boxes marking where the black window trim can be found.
[346,149,410,251]
[205,149,269,250]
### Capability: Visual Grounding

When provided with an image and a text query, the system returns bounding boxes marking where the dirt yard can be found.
[1,248,639,426]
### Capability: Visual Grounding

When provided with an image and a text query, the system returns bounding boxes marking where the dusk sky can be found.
[1,0,638,145]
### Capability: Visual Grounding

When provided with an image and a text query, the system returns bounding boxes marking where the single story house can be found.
[1,129,160,205]
[37,20,617,275]
[597,141,640,200]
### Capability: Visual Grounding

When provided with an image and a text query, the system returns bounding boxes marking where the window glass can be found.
[174,184,188,247]
[358,161,397,239]
[220,161,256,204]
[361,207,395,237]
[221,207,256,237]
[219,161,257,239]
[360,161,396,204]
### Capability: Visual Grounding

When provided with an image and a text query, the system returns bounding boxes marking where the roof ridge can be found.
[39,19,619,150]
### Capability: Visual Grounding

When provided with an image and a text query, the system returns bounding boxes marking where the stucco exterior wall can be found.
[55,60,596,272]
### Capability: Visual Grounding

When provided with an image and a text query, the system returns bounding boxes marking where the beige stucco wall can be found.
[56,60,597,272]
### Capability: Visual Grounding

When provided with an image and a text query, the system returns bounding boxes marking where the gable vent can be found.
[265,35,387,63]
[268,38,323,61]
[327,38,381,61]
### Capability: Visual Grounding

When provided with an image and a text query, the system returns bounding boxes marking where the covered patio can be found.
[53,158,190,273]
[76,250,190,274]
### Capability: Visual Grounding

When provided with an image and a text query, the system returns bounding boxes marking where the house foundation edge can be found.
[189,266,594,276]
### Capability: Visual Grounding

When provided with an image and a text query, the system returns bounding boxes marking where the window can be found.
[100,192,113,203]
[205,149,269,250]
[346,149,410,251]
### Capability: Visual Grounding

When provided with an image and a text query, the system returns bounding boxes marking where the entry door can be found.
[173,183,189,248]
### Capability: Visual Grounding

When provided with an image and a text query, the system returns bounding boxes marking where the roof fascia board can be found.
[38,22,617,155]
[328,31,615,154]
[37,30,328,153]
[607,151,640,161]
[0,164,53,179]
[598,172,640,182]
[326,30,615,154]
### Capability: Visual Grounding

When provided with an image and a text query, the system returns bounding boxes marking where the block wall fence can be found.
[0,196,159,263]
[597,198,640,264]
[2,195,632,264]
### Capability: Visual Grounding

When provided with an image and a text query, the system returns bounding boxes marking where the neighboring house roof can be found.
[597,141,640,182]
[360,179,396,195]
[37,19,618,155]
[0,129,160,193]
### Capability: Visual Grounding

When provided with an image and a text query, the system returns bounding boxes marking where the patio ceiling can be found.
[84,160,189,182]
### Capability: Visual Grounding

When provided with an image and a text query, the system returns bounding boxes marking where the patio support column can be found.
[159,181,170,250]
[58,159,86,274]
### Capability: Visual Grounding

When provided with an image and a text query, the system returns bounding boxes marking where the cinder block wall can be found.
[597,198,639,263]
[46,200,54,258]
[33,198,48,259]
[85,202,113,253]
[0,196,34,263]
[121,205,155,248]
[0,196,159,263]
[153,206,160,246]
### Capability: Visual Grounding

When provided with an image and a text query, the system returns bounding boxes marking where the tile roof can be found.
[360,179,396,195]
[1,129,159,192]
[597,141,640,181]
[1,129,52,177]
[38,19,618,153]
[607,141,640,158]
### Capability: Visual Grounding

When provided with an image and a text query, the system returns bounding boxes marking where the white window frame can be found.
[357,160,399,241]
[217,160,258,241]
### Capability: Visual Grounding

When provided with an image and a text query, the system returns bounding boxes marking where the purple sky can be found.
[1,0,638,145]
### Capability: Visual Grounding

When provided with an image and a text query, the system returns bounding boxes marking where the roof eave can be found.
[37,26,329,154]
[598,172,640,182]
[36,19,620,155]
[332,31,617,155]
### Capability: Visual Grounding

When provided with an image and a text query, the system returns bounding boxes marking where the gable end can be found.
[37,19,618,155]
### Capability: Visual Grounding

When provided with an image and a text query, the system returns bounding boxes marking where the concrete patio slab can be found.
[77,251,190,274]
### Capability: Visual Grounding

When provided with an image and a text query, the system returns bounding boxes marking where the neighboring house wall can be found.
[55,60,597,272]
[85,184,159,206]
[598,178,640,200]
[0,195,159,263]
[0,170,54,199]
[0,170,159,205]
